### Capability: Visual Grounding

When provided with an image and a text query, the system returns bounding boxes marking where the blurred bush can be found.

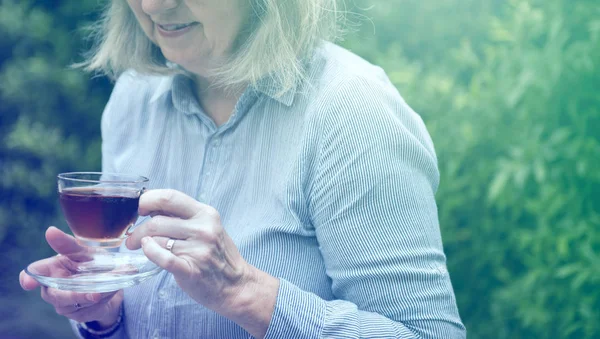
[0,0,109,337]
[348,0,600,337]
[1,0,598,338]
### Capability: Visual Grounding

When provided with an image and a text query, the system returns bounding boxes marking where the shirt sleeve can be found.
[70,319,128,339]
[263,73,466,339]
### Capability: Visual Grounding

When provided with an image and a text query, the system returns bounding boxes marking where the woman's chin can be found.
[163,54,218,77]
[162,52,200,68]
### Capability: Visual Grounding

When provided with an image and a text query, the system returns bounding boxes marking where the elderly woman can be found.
[20,0,465,338]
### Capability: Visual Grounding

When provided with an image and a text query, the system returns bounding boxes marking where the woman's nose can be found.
[140,0,179,16]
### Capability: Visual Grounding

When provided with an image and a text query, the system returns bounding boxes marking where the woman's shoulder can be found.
[101,70,173,137]
[109,70,170,104]
[307,43,428,136]
[308,42,391,93]
[102,70,174,123]
[306,43,409,121]
[301,42,437,167]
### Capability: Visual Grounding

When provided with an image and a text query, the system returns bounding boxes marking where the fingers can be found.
[46,226,84,255]
[51,290,123,324]
[57,301,113,323]
[141,236,189,277]
[41,286,117,308]
[53,291,116,315]
[126,216,192,250]
[150,236,177,253]
[147,236,200,257]
[138,189,204,219]
[20,270,41,290]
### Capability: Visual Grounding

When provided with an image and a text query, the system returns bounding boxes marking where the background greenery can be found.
[1,0,598,338]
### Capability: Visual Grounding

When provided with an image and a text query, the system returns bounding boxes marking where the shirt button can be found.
[158,290,167,299]
[213,139,221,147]
[152,330,160,339]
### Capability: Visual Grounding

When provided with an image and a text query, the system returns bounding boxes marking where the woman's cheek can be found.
[126,1,158,44]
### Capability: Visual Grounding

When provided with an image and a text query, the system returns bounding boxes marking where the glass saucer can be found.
[25,251,162,293]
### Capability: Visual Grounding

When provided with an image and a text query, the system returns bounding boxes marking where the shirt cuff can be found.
[70,319,125,339]
[263,278,327,339]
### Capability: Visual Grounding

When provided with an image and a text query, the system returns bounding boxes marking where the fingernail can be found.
[141,237,149,245]
[86,293,96,302]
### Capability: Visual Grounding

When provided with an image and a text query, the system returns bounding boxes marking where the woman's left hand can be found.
[126,189,278,338]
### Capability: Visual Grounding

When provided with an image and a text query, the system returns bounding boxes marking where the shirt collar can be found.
[254,49,320,107]
[253,77,297,107]
[150,73,204,116]
[149,76,174,104]
[150,74,298,109]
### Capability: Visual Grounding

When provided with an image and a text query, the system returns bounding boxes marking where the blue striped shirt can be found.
[73,42,465,338]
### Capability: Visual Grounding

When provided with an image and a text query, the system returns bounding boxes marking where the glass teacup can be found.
[24,172,159,292]
[58,172,148,248]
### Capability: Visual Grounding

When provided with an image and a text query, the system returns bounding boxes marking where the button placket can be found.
[205,137,221,178]
[197,133,224,202]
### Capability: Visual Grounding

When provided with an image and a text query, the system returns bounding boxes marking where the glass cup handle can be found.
[126,187,147,236]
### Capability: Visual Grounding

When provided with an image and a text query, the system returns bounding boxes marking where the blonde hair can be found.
[83,0,342,94]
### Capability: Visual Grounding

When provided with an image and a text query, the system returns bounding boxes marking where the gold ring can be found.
[165,238,175,252]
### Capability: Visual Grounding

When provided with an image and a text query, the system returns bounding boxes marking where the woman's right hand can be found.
[19,226,123,327]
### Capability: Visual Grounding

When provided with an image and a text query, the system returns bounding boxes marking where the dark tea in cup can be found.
[58,173,148,247]
[60,187,139,241]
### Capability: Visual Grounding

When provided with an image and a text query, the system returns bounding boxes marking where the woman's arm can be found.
[261,74,465,339]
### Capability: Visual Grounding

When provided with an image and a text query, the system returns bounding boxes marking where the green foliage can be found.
[0,0,109,337]
[1,0,598,338]
[347,0,600,337]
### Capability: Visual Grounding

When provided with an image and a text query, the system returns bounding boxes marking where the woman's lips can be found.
[156,22,199,38]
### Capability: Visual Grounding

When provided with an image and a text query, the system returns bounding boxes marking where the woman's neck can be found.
[192,76,245,127]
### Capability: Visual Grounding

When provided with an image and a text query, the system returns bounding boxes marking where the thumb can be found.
[20,269,40,290]
[45,226,83,255]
